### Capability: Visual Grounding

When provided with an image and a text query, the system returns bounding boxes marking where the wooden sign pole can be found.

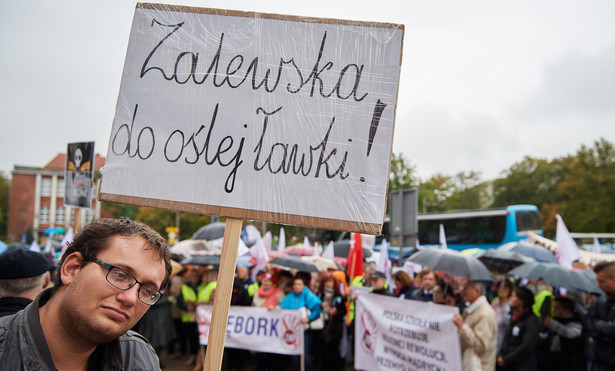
[203,217,243,371]
[73,208,82,233]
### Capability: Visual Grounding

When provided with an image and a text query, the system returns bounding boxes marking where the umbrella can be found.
[43,227,65,236]
[0,240,7,255]
[192,222,226,240]
[301,255,340,272]
[171,239,220,260]
[285,245,315,256]
[270,256,319,273]
[181,255,221,266]
[508,262,601,294]
[498,241,558,263]
[408,248,493,281]
[478,249,535,274]
[333,240,372,258]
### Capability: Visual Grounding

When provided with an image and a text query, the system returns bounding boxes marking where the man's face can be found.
[510,291,521,310]
[58,235,166,344]
[372,277,386,290]
[237,267,248,280]
[596,268,615,295]
[462,284,480,304]
[293,279,305,295]
[422,272,436,291]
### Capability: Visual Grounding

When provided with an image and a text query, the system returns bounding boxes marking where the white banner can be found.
[100,4,404,233]
[197,305,304,355]
[355,292,462,371]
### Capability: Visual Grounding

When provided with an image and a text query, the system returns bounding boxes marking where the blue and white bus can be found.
[416,205,543,251]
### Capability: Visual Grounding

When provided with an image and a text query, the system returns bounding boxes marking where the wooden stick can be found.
[74,208,82,232]
[203,218,243,371]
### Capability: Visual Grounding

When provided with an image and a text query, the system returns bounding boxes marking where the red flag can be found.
[347,233,364,280]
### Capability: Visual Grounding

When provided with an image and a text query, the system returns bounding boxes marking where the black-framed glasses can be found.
[87,258,162,305]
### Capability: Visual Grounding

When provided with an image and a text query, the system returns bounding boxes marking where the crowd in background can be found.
[129,255,615,371]
[1,243,614,371]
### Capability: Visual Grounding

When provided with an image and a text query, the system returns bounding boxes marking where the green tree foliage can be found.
[389,152,418,191]
[492,138,615,235]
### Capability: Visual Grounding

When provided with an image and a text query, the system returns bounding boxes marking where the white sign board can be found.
[100,3,404,234]
[197,305,304,355]
[355,292,462,371]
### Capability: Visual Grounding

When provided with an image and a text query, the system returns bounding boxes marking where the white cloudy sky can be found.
[1,0,614,180]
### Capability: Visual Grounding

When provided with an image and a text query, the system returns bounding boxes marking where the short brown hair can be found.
[594,261,615,277]
[54,218,171,294]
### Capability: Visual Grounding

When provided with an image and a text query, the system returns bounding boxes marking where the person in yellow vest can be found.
[177,267,207,366]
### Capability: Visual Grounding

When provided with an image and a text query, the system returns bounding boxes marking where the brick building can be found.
[7,153,111,242]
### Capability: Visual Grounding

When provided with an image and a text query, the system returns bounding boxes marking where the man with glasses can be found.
[0,218,172,370]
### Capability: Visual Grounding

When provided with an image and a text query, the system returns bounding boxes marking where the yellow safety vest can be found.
[181,282,207,323]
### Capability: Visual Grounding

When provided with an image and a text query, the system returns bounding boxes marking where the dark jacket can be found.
[0,296,32,318]
[585,294,615,370]
[0,289,159,370]
[498,310,541,371]
[410,288,433,302]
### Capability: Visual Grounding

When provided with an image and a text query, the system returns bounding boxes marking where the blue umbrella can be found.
[0,240,7,255]
[498,241,558,263]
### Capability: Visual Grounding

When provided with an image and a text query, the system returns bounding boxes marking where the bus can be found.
[416,205,543,251]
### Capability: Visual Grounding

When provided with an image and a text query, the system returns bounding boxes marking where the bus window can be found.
[516,211,542,232]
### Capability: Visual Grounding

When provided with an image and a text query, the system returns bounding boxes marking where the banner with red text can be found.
[355,292,462,371]
[197,305,304,355]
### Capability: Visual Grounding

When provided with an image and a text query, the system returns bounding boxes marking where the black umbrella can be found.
[478,249,535,274]
[333,240,372,258]
[181,255,221,266]
[408,247,493,281]
[192,222,226,240]
[508,262,601,294]
[498,241,558,263]
[270,256,319,273]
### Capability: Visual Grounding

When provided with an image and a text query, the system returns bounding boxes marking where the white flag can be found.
[555,214,580,269]
[593,237,602,254]
[303,236,311,248]
[29,240,41,253]
[277,227,286,252]
[314,242,323,256]
[249,236,269,281]
[262,231,272,252]
[322,241,335,261]
[439,224,448,249]
[377,239,392,286]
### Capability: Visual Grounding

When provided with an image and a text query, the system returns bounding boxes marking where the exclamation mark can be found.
[367,99,387,157]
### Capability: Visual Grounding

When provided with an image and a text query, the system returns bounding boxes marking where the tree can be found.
[554,138,615,233]
[389,152,419,191]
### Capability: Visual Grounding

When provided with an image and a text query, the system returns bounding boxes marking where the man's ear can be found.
[42,271,51,289]
[60,252,85,286]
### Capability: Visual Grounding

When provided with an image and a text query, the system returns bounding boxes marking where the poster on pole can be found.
[65,141,95,208]
[197,305,304,355]
[99,3,404,234]
[355,292,462,371]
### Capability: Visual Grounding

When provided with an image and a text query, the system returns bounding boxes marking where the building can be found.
[7,153,111,242]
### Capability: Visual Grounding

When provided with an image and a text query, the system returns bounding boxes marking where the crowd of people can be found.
[0,219,614,371]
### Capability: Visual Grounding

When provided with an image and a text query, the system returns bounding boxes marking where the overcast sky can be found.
[1,0,614,181]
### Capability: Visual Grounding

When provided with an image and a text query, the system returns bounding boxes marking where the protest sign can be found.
[99,3,404,235]
[65,141,95,208]
[355,292,462,371]
[197,305,304,355]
